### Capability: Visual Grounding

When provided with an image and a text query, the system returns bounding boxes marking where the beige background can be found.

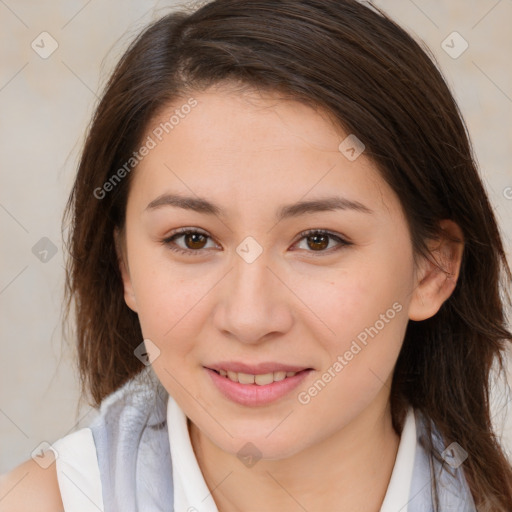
[1,0,511,473]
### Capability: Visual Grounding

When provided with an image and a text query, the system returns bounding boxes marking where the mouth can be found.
[208,368,306,385]
[204,363,314,406]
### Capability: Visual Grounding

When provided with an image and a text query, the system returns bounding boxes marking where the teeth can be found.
[227,370,238,382]
[238,372,255,384]
[254,373,274,385]
[218,369,299,385]
[273,371,286,381]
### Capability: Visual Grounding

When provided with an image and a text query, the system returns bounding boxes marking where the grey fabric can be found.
[89,366,173,512]
[408,409,477,511]
[89,366,476,511]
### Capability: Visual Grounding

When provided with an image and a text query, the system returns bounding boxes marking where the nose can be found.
[212,254,294,345]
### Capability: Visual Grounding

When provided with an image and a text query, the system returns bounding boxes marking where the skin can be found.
[116,83,464,512]
[0,458,63,511]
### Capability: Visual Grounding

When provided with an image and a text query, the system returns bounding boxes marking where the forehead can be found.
[128,86,401,219]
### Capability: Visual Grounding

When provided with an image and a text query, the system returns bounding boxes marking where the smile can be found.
[204,366,313,406]
[212,369,299,385]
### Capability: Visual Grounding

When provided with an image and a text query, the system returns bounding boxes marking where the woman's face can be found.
[117,85,424,459]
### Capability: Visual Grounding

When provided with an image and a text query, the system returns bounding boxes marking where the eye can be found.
[161,228,351,256]
[161,228,218,256]
[293,229,351,255]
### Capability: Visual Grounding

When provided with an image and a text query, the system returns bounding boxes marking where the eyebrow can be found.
[145,193,374,220]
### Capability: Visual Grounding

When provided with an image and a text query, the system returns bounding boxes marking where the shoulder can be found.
[0,457,63,512]
[0,368,166,512]
[0,426,103,512]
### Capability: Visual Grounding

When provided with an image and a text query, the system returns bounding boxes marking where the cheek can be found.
[135,275,204,343]
[133,271,209,397]
[306,258,413,349]
[127,244,203,347]
[300,243,414,394]
[294,273,409,433]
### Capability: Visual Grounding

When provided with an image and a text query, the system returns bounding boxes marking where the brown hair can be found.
[63,0,512,508]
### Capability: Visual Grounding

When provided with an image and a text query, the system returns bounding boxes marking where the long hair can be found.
[63,1,512,508]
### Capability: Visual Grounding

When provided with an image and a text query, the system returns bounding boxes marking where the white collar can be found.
[379,407,416,512]
[167,394,417,512]
[167,395,219,512]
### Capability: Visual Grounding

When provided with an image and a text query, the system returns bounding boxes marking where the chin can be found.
[216,430,307,462]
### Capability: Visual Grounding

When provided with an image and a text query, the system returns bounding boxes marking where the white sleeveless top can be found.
[48,394,418,512]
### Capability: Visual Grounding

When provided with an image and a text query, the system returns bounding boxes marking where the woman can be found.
[2,0,511,510]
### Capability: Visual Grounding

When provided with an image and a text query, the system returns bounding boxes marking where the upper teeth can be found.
[218,369,298,385]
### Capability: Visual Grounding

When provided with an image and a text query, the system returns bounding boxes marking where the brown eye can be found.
[183,232,208,250]
[294,229,351,255]
[306,233,330,251]
[162,228,216,256]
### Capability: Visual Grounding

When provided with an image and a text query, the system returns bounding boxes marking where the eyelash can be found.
[161,228,352,257]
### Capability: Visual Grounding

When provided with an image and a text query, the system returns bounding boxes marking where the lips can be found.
[204,362,314,406]
[206,361,310,374]
[205,362,311,385]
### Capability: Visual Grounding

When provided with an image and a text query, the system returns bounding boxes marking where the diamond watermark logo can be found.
[31,441,58,469]
[236,236,263,264]
[441,441,468,468]
[32,237,58,263]
[338,134,365,161]
[31,32,59,59]
[134,338,161,366]
[237,441,262,468]
[441,32,468,59]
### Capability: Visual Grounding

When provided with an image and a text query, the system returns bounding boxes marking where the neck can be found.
[189,394,401,512]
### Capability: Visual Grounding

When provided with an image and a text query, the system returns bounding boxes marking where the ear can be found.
[114,228,138,313]
[408,219,464,321]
